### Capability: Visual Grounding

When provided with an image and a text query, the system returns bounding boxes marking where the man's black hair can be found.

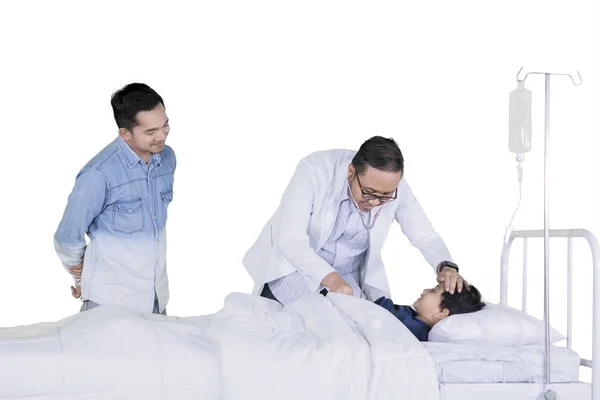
[110,83,164,133]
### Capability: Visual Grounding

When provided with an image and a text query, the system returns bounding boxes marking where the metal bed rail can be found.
[500,229,600,400]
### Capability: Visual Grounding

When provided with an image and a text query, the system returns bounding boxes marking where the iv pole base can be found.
[540,389,558,400]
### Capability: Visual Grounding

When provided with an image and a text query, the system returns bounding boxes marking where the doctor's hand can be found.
[321,272,354,296]
[437,267,466,295]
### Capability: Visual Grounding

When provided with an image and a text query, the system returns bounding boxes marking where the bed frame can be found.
[438,228,600,400]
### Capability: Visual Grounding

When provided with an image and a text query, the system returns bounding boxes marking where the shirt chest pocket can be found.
[160,189,173,206]
[113,198,144,234]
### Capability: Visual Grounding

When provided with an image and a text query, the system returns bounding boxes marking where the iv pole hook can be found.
[516,66,583,86]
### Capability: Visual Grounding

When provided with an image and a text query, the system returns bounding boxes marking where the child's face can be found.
[413,283,449,326]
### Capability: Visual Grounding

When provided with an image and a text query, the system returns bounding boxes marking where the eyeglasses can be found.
[355,174,397,203]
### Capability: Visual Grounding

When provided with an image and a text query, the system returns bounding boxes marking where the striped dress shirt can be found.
[269,182,380,305]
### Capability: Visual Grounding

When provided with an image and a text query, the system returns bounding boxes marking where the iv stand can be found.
[515,67,582,400]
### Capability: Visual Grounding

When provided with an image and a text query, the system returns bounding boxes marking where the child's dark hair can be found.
[440,284,485,315]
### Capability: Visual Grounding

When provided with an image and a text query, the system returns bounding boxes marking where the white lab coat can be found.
[242,149,453,301]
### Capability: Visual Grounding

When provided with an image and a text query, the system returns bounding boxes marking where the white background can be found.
[1,0,598,381]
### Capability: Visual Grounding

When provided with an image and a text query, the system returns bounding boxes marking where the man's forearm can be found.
[422,235,453,270]
[277,239,336,292]
[54,237,86,270]
[54,167,108,272]
[394,180,453,273]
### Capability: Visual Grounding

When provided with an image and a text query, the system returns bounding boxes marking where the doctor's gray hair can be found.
[352,136,404,175]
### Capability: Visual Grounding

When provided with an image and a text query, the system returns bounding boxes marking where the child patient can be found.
[374,283,485,341]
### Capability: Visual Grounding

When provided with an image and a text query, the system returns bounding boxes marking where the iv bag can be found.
[509,81,532,154]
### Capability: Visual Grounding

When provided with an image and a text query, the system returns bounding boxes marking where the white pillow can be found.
[428,302,565,346]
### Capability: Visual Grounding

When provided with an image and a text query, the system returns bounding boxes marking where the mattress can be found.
[438,382,591,400]
[423,341,581,384]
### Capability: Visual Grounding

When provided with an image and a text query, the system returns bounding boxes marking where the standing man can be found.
[54,83,176,315]
[243,136,466,305]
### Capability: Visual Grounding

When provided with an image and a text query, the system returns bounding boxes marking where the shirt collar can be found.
[117,136,162,168]
[341,180,352,203]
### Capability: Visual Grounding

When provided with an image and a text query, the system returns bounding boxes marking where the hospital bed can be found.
[432,228,599,400]
[0,228,597,400]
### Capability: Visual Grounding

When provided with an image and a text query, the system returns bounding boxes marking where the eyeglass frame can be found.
[354,174,398,204]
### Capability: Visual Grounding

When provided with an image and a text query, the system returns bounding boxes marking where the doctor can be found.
[243,136,466,305]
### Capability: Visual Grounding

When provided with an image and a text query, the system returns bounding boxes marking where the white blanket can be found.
[0,293,440,400]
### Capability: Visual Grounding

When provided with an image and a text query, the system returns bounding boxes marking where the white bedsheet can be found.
[0,293,440,400]
[423,341,581,384]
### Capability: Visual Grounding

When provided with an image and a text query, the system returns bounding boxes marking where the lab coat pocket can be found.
[113,198,144,234]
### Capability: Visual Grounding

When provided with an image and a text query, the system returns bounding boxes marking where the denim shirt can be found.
[54,136,176,314]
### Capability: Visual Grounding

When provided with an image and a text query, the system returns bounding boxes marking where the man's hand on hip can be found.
[68,257,84,299]
[69,260,83,278]
[71,285,81,298]
[321,271,354,296]
[437,266,467,294]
